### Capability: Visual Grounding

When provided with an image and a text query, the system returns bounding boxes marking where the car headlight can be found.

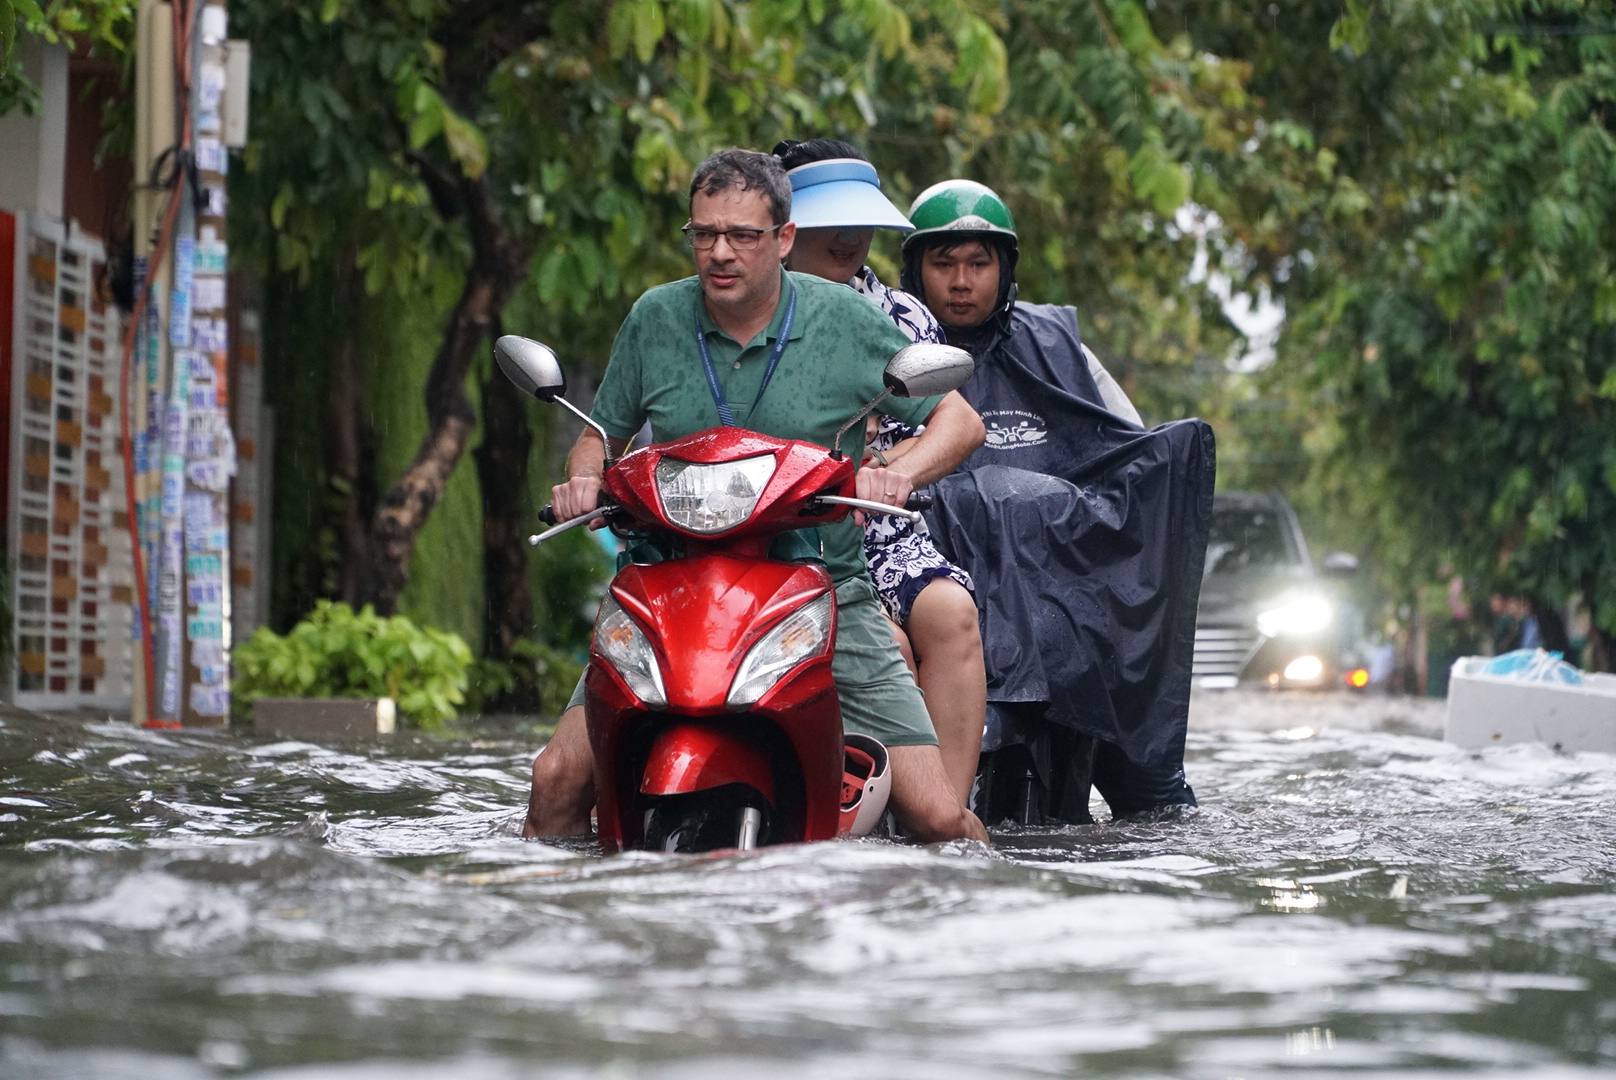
[728,593,834,708]
[594,595,666,707]
[1256,594,1334,639]
[655,454,777,534]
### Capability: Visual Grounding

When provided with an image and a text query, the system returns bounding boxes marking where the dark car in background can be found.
[1194,492,1363,689]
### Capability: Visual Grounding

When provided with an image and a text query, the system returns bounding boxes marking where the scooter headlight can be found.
[655,454,777,534]
[594,595,667,707]
[728,593,834,708]
[1256,593,1334,639]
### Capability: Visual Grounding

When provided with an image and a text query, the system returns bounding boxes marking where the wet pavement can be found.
[0,691,1612,1077]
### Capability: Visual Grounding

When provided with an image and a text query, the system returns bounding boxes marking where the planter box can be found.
[251,697,397,741]
[1445,657,1616,753]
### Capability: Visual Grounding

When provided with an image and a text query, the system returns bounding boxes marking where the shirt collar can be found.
[696,267,807,346]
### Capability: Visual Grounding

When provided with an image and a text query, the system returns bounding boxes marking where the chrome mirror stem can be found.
[555,395,617,467]
[830,388,891,460]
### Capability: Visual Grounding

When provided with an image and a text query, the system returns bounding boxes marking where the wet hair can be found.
[920,236,1003,264]
[688,149,792,226]
[771,138,867,171]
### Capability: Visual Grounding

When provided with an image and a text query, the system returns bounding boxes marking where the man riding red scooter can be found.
[520,149,988,847]
[497,337,973,850]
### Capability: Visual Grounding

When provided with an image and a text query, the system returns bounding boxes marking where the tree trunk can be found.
[362,172,530,615]
[474,316,536,662]
[326,256,375,606]
[1576,576,1614,673]
[1589,625,1615,674]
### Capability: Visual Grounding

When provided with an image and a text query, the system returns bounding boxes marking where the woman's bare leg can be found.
[905,579,987,804]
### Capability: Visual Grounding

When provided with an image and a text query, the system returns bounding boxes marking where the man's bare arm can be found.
[854,391,983,507]
[552,427,633,521]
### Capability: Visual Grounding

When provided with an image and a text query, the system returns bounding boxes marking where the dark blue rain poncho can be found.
[923,301,1216,773]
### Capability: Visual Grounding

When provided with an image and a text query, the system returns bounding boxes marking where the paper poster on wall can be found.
[186,553,223,578]
[191,637,225,669]
[187,577,224,607]
[195,239,228,274]
[193,318,228,352]
[193,276,227,313]
[186,527,230,553]
[190,684,229,717]
[170,237,194,346]
[188,612,224,640]
[186,459,232,492]
[159,611,183,715]
[196,137,226,173]
[184,492,216,536]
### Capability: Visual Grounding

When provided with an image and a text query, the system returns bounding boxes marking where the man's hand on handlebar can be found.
[853,466,914,525]
[551,475,605,526]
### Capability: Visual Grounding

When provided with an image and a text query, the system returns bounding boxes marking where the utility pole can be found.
[130,0,174,726]
[127,0,241,727]
[178,0,236,725]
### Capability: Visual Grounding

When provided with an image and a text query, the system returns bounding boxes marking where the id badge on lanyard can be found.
[694,279,797,427]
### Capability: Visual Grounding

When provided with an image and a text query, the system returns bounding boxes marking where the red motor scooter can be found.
[495,335,974,852]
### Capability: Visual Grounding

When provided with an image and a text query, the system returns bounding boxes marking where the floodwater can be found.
[1,693,1613,1078]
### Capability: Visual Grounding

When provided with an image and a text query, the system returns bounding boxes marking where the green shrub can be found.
[233,601,473,728]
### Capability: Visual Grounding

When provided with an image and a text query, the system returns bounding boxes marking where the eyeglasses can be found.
[682,223,782,251]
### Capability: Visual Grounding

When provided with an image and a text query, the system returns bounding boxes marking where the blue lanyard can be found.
[695,278,797,427]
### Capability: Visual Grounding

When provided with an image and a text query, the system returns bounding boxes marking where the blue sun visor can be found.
[786,158,914,231]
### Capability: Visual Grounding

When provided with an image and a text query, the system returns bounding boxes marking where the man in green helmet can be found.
[899,179,1217,819]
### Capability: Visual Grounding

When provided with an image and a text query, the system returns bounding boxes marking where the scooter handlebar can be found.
[528,507,608,546]
[904,492,932,514]
[538,504,558,526]
[814,495,923,525]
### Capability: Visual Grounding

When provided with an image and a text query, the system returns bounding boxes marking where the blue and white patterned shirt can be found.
[849,266,946,346]
[847,266,974,622]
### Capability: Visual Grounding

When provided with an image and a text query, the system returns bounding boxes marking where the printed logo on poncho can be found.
[982,410,1048,449]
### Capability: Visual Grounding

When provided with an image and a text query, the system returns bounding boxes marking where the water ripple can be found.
[1,700,1613,1076]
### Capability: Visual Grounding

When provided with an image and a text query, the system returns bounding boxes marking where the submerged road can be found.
[0,691,1611,1078]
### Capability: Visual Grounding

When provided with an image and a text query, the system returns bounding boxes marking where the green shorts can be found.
[563,577,938,747]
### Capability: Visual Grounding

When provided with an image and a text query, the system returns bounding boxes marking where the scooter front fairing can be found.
[586,554,844,852]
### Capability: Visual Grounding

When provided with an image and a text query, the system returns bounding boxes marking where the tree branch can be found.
[434,0,556,107]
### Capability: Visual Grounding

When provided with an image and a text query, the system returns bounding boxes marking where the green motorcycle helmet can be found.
[902,179,1018,250]
[899,179,1020,329]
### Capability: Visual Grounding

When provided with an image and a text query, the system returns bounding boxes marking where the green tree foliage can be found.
[238,1,1278,652]
[232,600,474,727]
[0,1,133,116]
[1161,0,1616,663]
[232,0,1026,651]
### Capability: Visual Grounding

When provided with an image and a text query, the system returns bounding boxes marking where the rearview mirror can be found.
[495,335,566,402]
[883,343,975,398]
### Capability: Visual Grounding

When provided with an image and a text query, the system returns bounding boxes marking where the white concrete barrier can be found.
[1445,657,1616,753]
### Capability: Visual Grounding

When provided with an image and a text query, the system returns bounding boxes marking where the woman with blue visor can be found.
[774,139,986,806]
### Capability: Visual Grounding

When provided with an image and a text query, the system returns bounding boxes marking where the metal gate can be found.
[6,212,134,711]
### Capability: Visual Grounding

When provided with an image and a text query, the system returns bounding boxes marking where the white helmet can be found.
[838,733,892,837]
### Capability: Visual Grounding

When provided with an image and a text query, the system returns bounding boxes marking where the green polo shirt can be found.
[592,268,941,585]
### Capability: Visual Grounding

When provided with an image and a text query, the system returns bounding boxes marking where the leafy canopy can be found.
[0,1,134,117]
[1186,0,1616,642]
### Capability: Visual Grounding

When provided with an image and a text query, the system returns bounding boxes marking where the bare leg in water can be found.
[524,705,593,837]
